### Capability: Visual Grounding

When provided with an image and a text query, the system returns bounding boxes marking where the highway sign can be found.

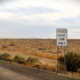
[56,28,67,46]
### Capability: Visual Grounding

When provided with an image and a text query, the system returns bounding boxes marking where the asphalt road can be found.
[0,61,79,80]
[0,67,34,80]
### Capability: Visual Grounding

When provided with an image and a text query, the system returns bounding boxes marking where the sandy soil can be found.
[0,39,80,79]
[0,39,80,65]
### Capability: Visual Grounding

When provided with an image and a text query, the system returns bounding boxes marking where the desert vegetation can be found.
[34,53,57,59]
[0,53,11,60]
[59,52,80,74]
[0,39,80,78]
[0,51,80,76]
[0,52,57,72]
[14,55,25,64]
[26,57,41,65]
[10,42,17,46]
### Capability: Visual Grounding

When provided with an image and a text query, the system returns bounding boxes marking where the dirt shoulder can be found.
[0,60,78,80]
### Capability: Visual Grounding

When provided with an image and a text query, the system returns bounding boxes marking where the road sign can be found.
[56,28,67,74]
[56,28,67,46]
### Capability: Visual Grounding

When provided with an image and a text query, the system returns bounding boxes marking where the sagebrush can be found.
[59,52,80,73]
[14,55,25,64]
[0,53,11,60]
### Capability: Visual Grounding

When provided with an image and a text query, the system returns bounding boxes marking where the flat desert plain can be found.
[0,39,80,65]
[0,39,80,78]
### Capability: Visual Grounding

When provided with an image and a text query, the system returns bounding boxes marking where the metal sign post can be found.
[64,46,65,74]
[56,28,67,74]
[57,47,59,73]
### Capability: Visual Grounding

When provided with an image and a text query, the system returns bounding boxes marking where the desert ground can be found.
[0,39,80,65]
[0,39,80,78]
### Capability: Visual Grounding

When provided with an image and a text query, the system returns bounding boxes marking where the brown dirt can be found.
[0,39,80,65]
[0,39,80,78]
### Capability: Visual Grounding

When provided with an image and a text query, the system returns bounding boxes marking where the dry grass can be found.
[9,42,16,46]
[33,63,57,71]
[45,65,57,71]
[58,64,64,73]
[0,39,79,79]
[0,39,80,55]
[66,72,80,79]
[23,61,33,67]
[33,64,46,69]
[34,53,57,60]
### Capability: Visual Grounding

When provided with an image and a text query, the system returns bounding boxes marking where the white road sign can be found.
[56,28,67,46]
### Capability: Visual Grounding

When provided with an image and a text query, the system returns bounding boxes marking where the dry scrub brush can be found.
[59,52,80,74]
[33,63,57,72]
[26,57,41,65]
[14,55,25,64]
[2,45,7,48]
[10,42,16,46]
[0,53,57,72]
[34,53,57,60]
[0,53,11,60]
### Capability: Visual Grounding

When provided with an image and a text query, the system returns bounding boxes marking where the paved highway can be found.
[0,61,79,80]
[0,67,34,80]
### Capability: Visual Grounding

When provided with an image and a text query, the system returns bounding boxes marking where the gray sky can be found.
[0,0,80,39]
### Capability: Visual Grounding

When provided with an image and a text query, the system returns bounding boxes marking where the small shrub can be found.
[66,52,80,73]
[2,45,7,48]
[0,53,11,60]
[59,55,64,64]
[10,42,16,46]
[59,52,80,74]
[26,57,41,65]
[14,55,25,64]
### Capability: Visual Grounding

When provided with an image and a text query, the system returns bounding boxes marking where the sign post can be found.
[56,28,67,74]
[64,46,65,74]
[57,46,59,73]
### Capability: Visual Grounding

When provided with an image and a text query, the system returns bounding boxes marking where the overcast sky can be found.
[0,0,80,39]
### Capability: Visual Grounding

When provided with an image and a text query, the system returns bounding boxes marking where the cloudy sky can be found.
[0,0,80,39]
